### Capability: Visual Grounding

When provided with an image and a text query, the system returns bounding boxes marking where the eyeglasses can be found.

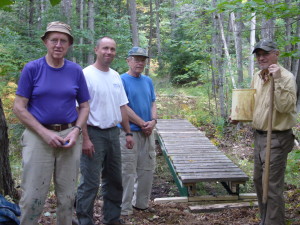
[47,38,69,46]
[131,57,147,63]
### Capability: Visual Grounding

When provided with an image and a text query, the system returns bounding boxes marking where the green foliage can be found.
[49,0,61,6]
[285,149,300,187]
[0,0,13,9]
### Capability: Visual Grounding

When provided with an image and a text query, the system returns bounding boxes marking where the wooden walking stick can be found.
[261,74,274,225]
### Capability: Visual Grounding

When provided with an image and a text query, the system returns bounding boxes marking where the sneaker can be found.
[72,218,79,225]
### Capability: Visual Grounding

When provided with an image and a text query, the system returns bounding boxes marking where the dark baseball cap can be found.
[252,39,277,54]
[128,47,149,58]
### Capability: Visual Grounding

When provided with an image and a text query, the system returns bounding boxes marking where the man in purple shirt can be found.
[13,21,90,225]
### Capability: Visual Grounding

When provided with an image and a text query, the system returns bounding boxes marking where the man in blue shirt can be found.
[118,47,157,216]
[13,21,90,224]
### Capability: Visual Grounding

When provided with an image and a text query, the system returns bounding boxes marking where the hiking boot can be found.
[104,218,131,225]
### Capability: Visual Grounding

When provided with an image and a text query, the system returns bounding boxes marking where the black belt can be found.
[43,122,76,132]
[256,129,292,135]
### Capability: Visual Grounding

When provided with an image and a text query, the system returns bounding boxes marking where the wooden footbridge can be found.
[155,119,249,198]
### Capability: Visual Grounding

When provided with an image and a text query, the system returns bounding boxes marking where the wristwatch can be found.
[73,125,82,134]
[125,133,133,136]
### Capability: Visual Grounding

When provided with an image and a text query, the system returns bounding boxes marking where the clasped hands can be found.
[141,120,156,136]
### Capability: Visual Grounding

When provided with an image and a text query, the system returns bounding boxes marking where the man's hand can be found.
[61,128,80,148]
[82,138,95,157]
[125,136,134,149]
[268,64,281,79]
[141,120,156,136]
[41,130,65,148]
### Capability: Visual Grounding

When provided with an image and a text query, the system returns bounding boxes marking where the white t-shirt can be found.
[83,65,128,129]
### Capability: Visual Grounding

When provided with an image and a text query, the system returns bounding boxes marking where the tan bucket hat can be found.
[41,21,74,45]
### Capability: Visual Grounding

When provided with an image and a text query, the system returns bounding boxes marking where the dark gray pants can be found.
[253,129,294,225]
[76,126,122,225]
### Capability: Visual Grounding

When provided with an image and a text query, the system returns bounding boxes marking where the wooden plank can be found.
[189,201,259,213]
[154,195,239,203]
[154,197,188,203]
[176,168,243,173]
[188,195,239,202]
[180,176,248,183]
[174,163,239,168]
[239,193,257,200]
[172,159,233,163]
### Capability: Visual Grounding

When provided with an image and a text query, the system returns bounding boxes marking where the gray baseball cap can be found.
[128,47,149,58]
[252,39,277,54]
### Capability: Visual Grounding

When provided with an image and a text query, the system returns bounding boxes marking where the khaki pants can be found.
[253,129,294,225]
[120,130,156,215]
[19,128,82,225]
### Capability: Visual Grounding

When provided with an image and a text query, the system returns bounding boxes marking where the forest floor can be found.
[39,124,300,225]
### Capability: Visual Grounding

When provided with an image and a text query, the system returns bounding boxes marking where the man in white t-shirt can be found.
[76,36,134,225]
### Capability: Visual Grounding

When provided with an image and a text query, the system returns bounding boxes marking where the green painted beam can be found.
[156,132,188,196]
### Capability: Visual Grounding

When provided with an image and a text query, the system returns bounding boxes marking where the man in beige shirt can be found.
[251,40,297,225]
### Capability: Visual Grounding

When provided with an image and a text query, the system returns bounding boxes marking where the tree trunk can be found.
[29,0,35,38]
[0,98,18,200]
[76,0,84,65]
[87,0,95,65]
[145,0,153,76]
[127,0,139,46]
[261,0,276,40]
[61,0,72,24]
[292,8,300,80]
[155,0,162,66]
[211,0,226,118]
[37,0,45,30]
[295,6,300,112]
[218,13,236,89]
[230,12,243,88]
[170,0,176,39]
[283,0,292,70]
[249,13,256,77]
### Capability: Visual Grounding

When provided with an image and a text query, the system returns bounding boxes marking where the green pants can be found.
[76,126,122,225]
[253,129,294,225]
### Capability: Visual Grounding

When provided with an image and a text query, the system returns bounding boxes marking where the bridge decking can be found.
[155,119,249,196]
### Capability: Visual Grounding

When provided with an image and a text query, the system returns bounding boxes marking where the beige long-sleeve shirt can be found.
[251,65,297,131]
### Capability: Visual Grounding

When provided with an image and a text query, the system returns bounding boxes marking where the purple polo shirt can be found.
[16,57,90,124]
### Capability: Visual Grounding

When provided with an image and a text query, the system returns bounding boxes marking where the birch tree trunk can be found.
[218,13,236,89]
[230,12,243,88]
[249,13,256,77]
[128,0,139,46]
[0,98,18,200]
[87,0,95,65]
[37,0,45,30]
